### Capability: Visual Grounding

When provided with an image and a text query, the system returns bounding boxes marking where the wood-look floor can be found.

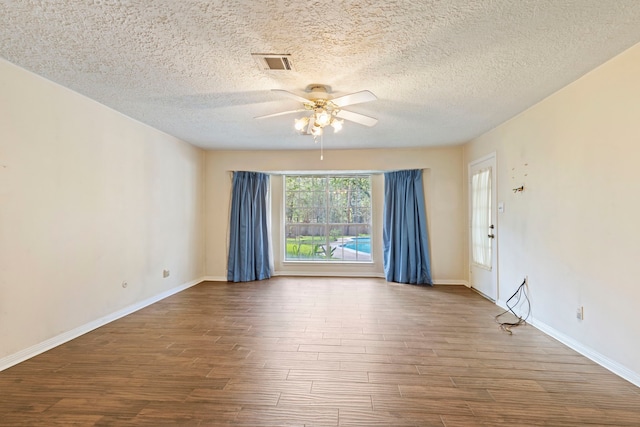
[2,277,640,426]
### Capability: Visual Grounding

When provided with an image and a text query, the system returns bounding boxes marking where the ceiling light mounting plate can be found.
[305,84,332,101]
[305,84,332,93]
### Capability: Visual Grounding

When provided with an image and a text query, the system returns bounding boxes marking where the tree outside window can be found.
[285,175,372,262]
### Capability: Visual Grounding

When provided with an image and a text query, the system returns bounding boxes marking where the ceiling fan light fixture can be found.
[315,109,331,126]
[310,125,323,137]
[294,116,309,131]
[331,119,344,133]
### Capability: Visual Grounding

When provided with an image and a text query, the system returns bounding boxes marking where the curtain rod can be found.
[227,170,388,176]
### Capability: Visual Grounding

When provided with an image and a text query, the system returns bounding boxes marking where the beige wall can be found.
[204,147,465,283]
[0,57,464,368]
[5,32,639,384]
[4,37,639,384]
[0,59,206,362]
[464,42,640,380]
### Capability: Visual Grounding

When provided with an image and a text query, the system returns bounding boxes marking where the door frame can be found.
[468,152,498,301]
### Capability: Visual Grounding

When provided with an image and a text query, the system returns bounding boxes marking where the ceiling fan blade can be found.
[271,89,311,104]
[255,108,306,119]
[336,109,378,127]
[331,90,377,107]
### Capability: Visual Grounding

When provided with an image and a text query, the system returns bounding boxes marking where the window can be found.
[471,167,492,269]
[284,175,372,262]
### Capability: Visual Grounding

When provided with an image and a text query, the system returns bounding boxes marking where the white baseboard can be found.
[433,280,468,286]
[262,270,469,287]
[202,274,467,286]
[273,271,386,278]
[530,318,640,388]
[0,277,206,372]
[270,273,467,285]
[201,276,228,282]
[496,300,640,388]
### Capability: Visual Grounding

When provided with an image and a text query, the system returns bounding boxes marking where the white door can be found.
[469,154,497,301]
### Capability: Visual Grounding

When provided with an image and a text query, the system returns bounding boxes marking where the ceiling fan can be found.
[255,84,378,137]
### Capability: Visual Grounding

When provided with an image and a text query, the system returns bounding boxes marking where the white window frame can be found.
[283,174,373,263]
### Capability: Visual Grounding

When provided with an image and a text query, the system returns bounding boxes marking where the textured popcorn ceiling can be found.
[2,1,640,150]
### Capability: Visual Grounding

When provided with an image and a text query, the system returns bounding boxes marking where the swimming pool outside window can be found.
[284,175,372,262]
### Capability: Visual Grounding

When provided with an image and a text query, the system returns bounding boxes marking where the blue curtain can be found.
[383,169,433,285]
[227,171,271,282]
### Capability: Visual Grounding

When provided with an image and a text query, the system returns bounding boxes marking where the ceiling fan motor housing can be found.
[306,84,332,101]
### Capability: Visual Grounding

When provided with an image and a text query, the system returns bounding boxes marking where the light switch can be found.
[498,202,505,213]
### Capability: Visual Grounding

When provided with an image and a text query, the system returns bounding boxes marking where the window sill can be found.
[282,260,375,266]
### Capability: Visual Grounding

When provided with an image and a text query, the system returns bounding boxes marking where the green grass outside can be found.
[286,236,328,259]
[285,234,371,259]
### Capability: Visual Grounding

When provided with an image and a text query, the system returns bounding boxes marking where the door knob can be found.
[488,234,495,239]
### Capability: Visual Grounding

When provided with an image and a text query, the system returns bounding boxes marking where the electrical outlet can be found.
[163,269,170,278]
[576,306,584,320]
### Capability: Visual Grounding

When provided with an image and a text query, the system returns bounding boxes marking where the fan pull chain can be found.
[313,134,324,160]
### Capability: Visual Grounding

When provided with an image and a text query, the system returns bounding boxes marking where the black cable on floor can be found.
[495,278,530,334]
